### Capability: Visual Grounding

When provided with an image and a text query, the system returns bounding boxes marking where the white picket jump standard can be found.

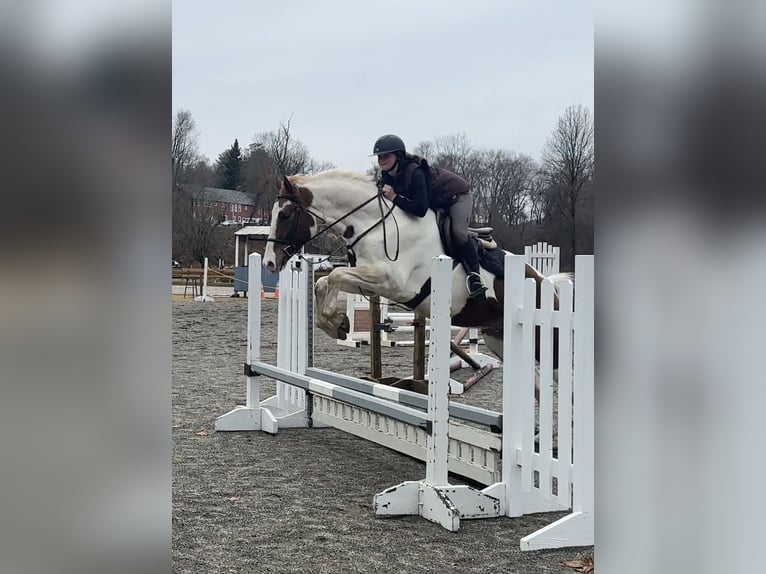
[524,242,560,276]
[373,256,503,530]
[375,254,593,548]
[515,254,594,550]
[194,257,215,302]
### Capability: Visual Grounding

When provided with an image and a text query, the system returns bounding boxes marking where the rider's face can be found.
[377,152,397,172]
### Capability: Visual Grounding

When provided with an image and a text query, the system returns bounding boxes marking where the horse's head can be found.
[263,175,319,272]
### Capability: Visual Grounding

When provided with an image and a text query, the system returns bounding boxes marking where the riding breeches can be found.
[448,192,472,245]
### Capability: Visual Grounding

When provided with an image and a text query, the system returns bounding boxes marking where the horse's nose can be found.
[264,259,276,272]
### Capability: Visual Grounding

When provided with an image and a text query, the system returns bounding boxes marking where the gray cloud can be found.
[173,0,593,171]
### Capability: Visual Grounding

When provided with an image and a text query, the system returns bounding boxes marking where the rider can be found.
[372,134,487,299]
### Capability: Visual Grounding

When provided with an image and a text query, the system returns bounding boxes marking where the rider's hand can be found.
[381,184,396,201]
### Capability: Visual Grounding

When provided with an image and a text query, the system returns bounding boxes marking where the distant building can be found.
[178,184,270,225]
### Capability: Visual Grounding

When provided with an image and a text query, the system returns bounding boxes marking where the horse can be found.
[262,169,567,365]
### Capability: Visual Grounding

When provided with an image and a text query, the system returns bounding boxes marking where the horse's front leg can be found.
[314,265,395,340]
[315,274,349,340]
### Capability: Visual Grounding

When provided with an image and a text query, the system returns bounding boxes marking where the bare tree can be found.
[415,133,473,176]
[527,170,550,224]
[172,184,224,266]
[183,156,216,187]
[245,117,334,221]
[541,105,594,260]
[252,117,312,177]
[470,150,537,233]
[241,144,278,214]
[412,140,435,161]
[172,109,200,186]
[172,110,224,264]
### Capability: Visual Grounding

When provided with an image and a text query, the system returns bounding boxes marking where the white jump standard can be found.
[373,256,503,530]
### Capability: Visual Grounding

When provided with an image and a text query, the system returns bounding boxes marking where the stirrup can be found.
[466,272,487,298]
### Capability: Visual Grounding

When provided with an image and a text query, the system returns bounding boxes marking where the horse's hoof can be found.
[336,314,350,340]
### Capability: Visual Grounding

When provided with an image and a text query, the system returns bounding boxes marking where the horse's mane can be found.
[292,169,374,187]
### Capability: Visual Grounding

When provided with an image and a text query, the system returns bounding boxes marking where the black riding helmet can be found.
[371,134,406,156]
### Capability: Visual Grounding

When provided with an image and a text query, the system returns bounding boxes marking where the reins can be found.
[267,188,402,266]
[346,191,400,261]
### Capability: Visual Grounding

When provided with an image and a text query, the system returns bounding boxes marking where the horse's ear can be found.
[282,175,294,194]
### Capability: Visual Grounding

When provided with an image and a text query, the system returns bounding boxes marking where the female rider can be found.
[372,134,487,299]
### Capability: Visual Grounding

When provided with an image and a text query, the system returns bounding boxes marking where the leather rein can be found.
[266,188,401,264]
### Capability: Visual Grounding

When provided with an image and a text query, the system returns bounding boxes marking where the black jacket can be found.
[379,159,430,217]
[380,156,470,215]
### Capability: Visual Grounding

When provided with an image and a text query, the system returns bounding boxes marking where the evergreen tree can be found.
[214,139,243,190]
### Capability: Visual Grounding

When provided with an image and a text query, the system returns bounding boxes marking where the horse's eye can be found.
[278,211,290,221]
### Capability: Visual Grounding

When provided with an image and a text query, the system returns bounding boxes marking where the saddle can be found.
[437,212,505,279]
[436,211,497,256]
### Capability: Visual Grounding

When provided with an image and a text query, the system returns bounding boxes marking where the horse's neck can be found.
[310,174,444,276]
[311,186,380,232]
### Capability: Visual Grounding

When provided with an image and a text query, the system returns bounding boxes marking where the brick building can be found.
[179,184,270,225]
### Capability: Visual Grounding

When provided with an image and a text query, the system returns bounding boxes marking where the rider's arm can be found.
[393,169,429,217]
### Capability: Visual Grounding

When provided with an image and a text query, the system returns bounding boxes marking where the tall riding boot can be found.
[458,240,487,299]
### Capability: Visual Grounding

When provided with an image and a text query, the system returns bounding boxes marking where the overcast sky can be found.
[173,0,593,173]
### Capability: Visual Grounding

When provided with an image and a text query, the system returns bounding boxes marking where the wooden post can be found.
[413,316,426,380]
[450,341,481,370]
[370,295,382,380]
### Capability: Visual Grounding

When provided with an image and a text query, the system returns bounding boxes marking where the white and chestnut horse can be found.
[262,169,563,363]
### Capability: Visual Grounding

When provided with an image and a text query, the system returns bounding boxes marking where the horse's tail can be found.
[545,273,575,304]
[545,272,575,285]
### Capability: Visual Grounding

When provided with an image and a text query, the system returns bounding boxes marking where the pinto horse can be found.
[262,169,564,363]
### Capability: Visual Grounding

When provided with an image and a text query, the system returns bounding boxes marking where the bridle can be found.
[266,192,326,260]
[267,187,402,266]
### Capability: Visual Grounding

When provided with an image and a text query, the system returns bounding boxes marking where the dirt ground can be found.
[172,294,593,573]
